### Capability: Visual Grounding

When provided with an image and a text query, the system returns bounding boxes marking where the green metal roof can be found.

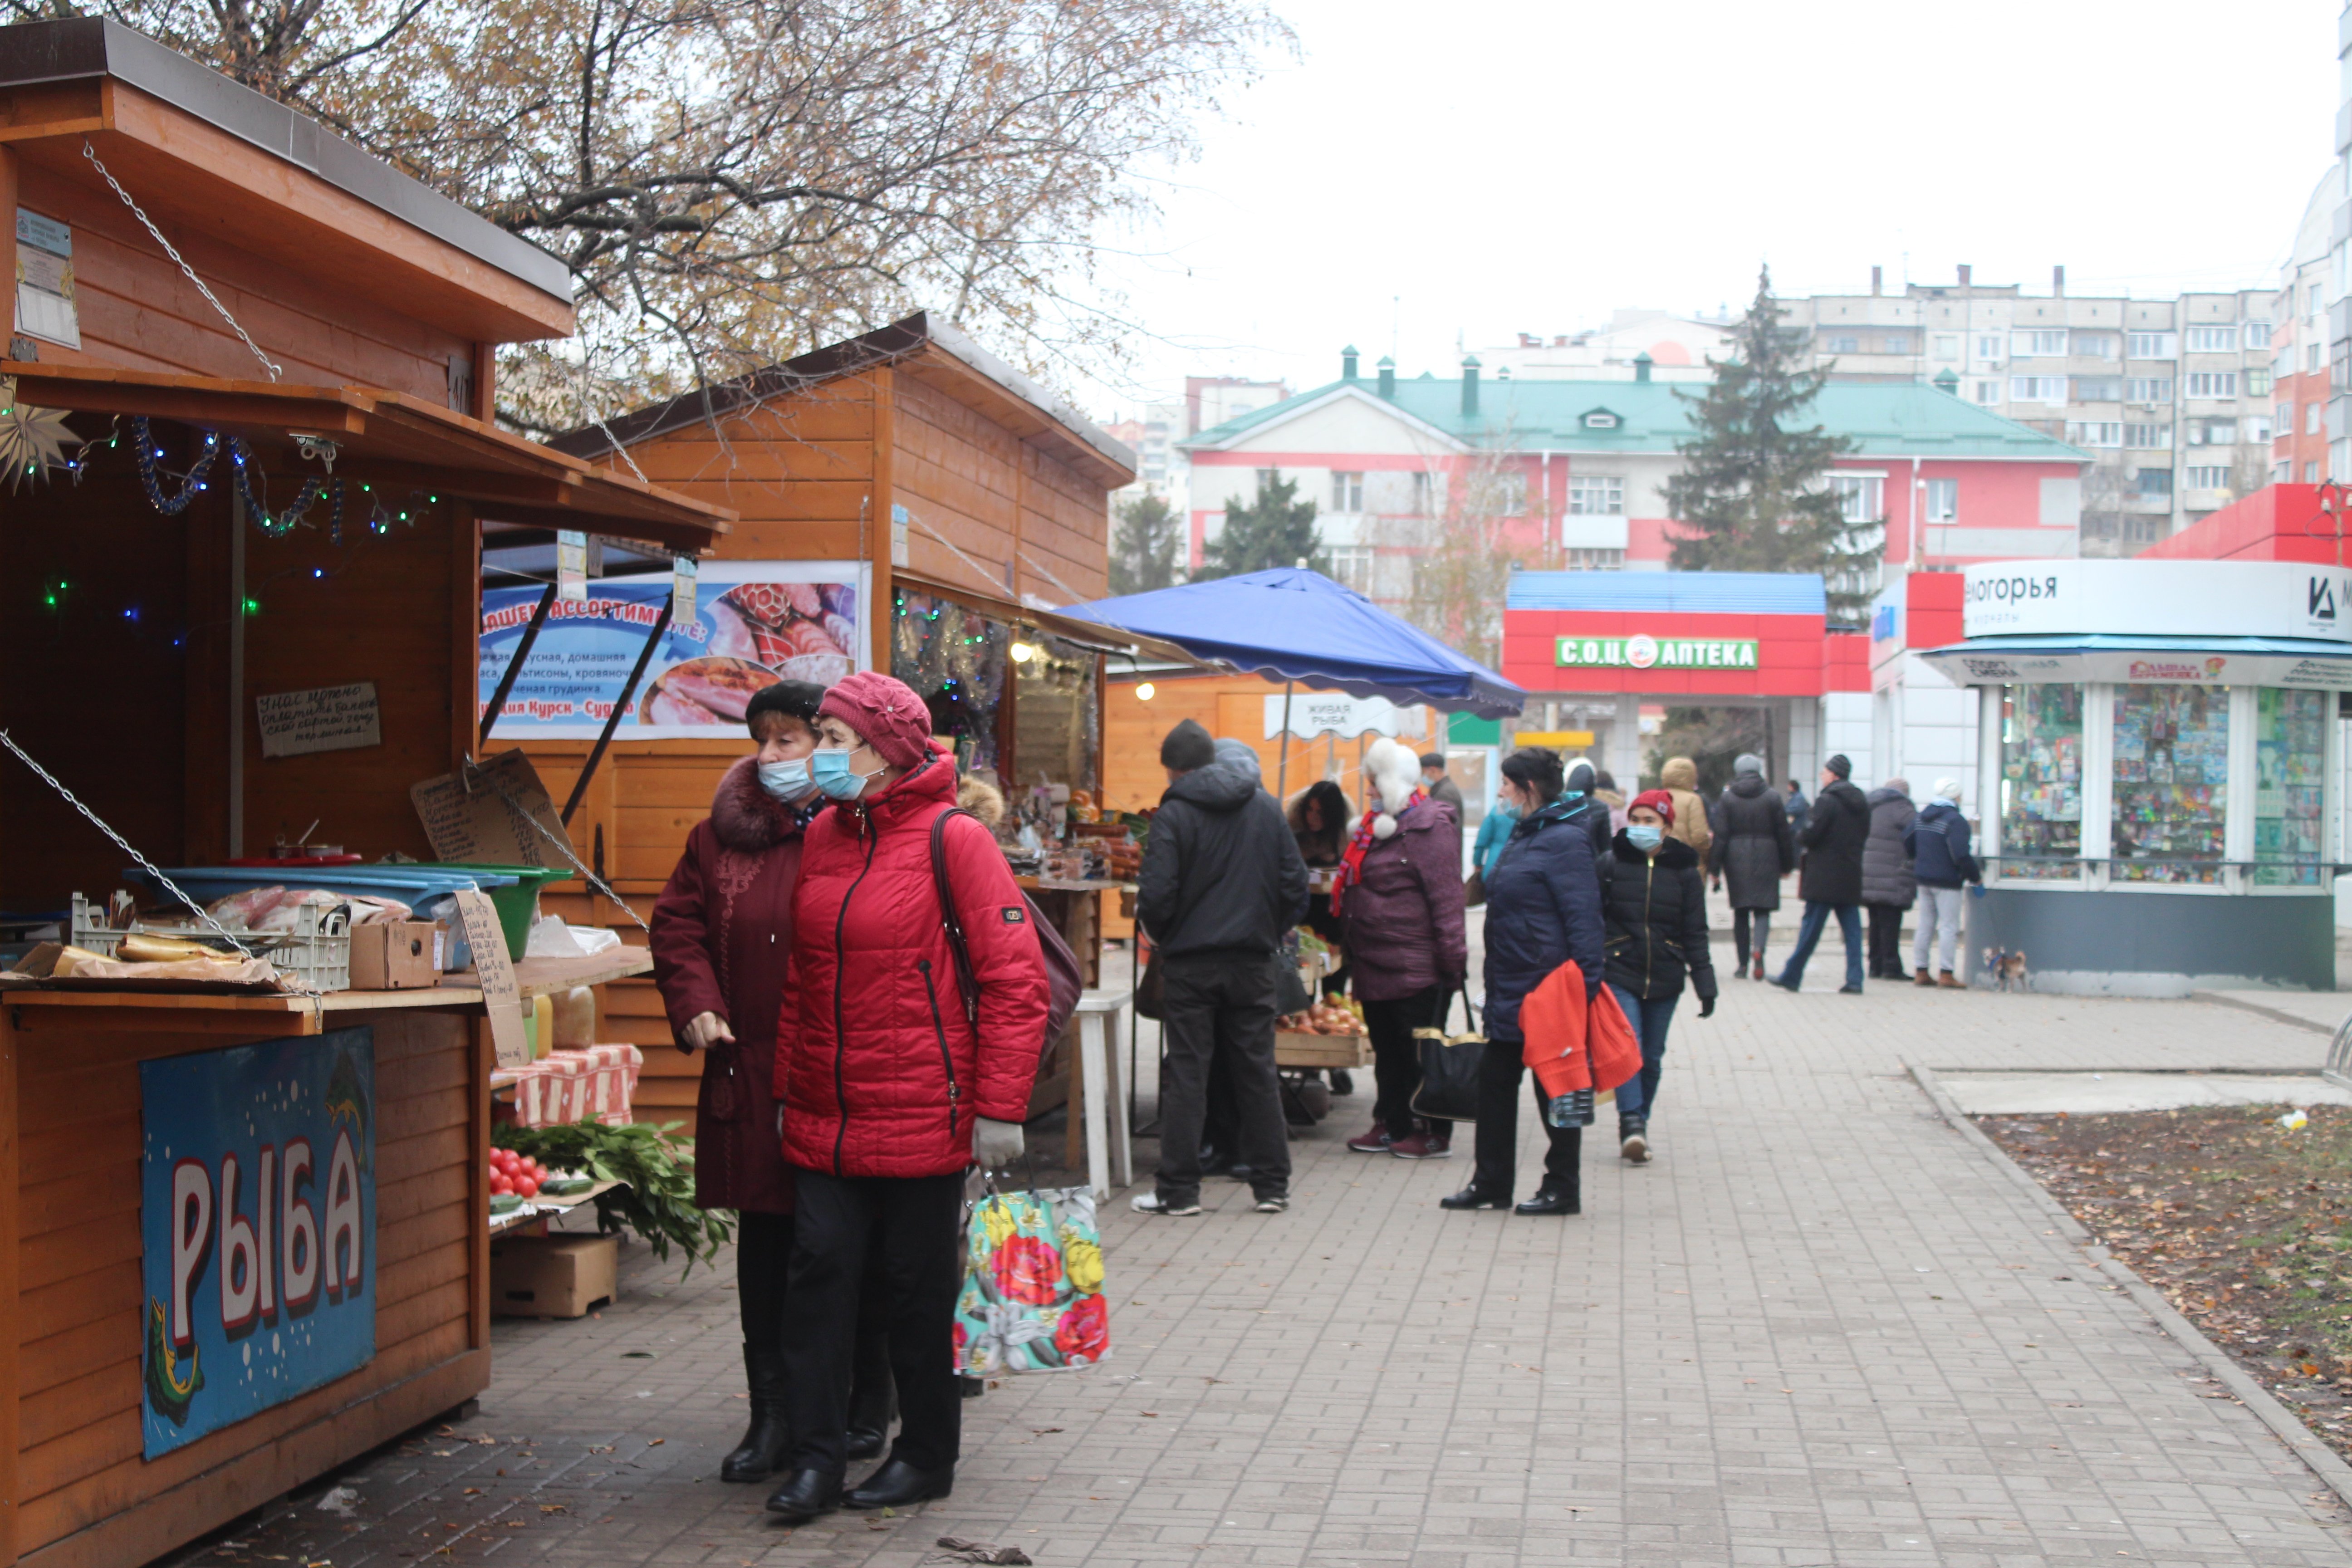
[1180,375,2088,462]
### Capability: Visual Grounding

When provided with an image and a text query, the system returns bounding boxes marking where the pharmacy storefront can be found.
[1918,559,2352,994]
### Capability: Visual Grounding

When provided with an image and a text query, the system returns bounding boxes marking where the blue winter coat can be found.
[1904,800,1980,888]
[1473,807,1516,878]
[1480,797,1607,1043]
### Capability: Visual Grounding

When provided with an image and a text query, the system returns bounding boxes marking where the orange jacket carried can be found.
[1518,960,1642,1100]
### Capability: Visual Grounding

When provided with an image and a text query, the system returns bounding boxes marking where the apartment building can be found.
[1778,271,2274,555]
[2272,167,2337,489]
[1107,400,1182,499]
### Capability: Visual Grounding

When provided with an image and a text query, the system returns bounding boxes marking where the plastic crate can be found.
[72,892,352,992]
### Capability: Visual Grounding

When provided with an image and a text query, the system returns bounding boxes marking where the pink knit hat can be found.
[816,671,933,770]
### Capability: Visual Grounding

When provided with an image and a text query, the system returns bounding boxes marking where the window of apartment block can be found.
[2013,329,2068,356]
[1973,381,2000,404]
[1325,544,1374,594]
[2010,375,2068,403]
[1331,471,1364,512]
[2244,322,2273,348]
[2185,371,2237,398]
[2126,424,2172,449]
[2136,468,2174,495]
[2335,342,2351,394]
[2276,461,2293,484]
[2127,377,2173,402]
[2184,465,2230,490]
[1567,475,1624,515]
[1563,548,1625,570]
[2128,331,2178,358]
[2073,333,2117,358]
[1925,477,1958,522]
[1255,467,1279,490]
[2067,421,2123,447]
[2309,461,2323,482]
[2187,418,2236,446]
[2185,326,2238,353]
[1883,333,1912,353]
[1828,474,1886,522]
[2312,402,2327,435]
[2277,349,2295,379]
[1827,335,1860,354]
[1495,473,1529,515]
[2248,369,2273,396]
[1933,334,1960,358]
[2313,343,2328,372]
[2278,400,2294,431]
[2246,415,2273,442]
[2072,378,2121,402]
[1976,334,2003,361]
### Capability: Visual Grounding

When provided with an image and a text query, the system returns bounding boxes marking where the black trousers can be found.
[1365,986,1449,1140]
[1158,954,1291,1205]
[778,1168,965,1475]
[1470,1035,1582,1200]
[1865,903,1906,977]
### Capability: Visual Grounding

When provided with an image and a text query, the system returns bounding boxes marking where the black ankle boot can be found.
[764,1466,841,1521]
[1514,1183,1581,1216]
[845,1457,954,1509]
[720,1343,791,1482]
[844,1371,896,1461]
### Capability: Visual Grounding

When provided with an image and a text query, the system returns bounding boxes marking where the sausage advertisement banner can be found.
[478,561,870,739]
[140,1029,377,1458]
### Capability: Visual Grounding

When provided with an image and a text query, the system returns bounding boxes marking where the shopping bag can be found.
[1410,991,1485,1122]
[953,1185,1109,1374]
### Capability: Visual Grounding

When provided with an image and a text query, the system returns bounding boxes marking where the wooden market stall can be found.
[0,20,730,1567]
[511,319,1194,1136]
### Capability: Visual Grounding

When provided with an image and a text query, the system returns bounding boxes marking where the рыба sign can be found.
[1555,635,1759,671]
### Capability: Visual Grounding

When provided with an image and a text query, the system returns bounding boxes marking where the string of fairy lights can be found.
[29,413,442,629]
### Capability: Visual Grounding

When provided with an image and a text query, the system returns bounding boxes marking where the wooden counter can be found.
[0,949,648,1568]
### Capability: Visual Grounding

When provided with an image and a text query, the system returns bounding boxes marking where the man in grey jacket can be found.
[1135,720,1308,1216]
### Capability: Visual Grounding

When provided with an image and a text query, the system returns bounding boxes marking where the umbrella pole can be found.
[1276,679,1295,799]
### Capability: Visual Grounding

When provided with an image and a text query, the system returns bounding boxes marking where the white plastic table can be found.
[1073,987,1134,1197]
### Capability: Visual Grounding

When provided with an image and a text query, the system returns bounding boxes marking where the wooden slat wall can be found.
[5,1010,485,1568]
[14,162,470,400]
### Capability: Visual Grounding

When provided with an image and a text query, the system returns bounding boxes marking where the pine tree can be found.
[1664,266,1884,623]
[1108,492,1185,596]
[1196,473,1325,580]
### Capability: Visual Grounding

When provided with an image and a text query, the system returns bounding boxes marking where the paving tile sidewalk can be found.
[169,980,2352,1568]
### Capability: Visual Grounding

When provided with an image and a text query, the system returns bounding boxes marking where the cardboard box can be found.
[1273,1029,1373,1069]
[348,921,446,989]
[490,1233,618,1319]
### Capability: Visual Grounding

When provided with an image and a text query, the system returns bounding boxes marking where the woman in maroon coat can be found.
[654,680,882,1484]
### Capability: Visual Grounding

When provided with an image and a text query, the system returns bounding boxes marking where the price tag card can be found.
[451,888,529,1067]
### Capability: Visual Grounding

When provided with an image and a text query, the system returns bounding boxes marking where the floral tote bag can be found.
[953,1185,1109,1374]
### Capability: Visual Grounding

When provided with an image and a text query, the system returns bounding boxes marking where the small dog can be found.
[1979,946,2030,991]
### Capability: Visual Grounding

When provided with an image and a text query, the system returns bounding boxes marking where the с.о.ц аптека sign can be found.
[1555,635,1759,671]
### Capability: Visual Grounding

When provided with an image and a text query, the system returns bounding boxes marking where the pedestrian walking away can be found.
[652,679,897,1484]
[1134,718,1307,1217]
[1338,739,1468,1160]
[1906,777,1981,987]
[1596,789,1716,1163]
[1859,777,1917,980]
[1773,755,1870,995]
[1561,758,1616,860]
[764,672,1050,1524]
[1657,756,1713,863]
[1710,752,1795,980]
[1443,746,1607,1217]
[1590,766,1629,833]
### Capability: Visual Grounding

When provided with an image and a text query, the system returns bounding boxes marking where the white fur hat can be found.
[1357,738,1422,840]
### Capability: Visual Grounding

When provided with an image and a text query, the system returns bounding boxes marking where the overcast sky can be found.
[1080,0,2342,416]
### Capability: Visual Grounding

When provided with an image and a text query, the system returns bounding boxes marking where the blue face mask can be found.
[1627,823,1665,852]
[1496,801,1523,821]
[758,758,816,801]
[810,746,882,800]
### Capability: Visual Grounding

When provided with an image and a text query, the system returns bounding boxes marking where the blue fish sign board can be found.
[140,1028,377,1458]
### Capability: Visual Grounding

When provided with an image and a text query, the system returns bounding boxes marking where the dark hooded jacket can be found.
[1480,796,1607,1043]
[1710,772,1795,911]
[1597,831,1717,1004]
[1139,750,1309,960]
[1860,786,1918,907]
[1905,800,1980,888]
[651,756,815,1212]
[1798,778,1872,905]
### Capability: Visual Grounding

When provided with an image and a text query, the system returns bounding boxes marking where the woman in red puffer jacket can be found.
[765,671,1048,1526]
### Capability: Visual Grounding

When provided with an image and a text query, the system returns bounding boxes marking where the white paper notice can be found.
[452,888,530,1067]
[14,209,80,350]
[556,529,588,602]
[256,681,382,759]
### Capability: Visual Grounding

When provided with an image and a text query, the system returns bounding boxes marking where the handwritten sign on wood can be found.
[451,888,529,1067]
[409,748,575,868]
[256,682,382,759]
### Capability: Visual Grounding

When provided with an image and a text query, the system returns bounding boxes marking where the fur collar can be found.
[710,755,812,853]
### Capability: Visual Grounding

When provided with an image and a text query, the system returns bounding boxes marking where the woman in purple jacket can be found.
[1339,739,1470,1159]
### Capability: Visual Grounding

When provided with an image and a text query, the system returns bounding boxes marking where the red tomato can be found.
[514,1176,539,1198]
[490,1173,511,1195]
[490,1150,515,1172]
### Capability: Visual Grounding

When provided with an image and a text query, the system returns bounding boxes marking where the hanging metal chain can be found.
[460,757,652,933]
[83,141,283,383]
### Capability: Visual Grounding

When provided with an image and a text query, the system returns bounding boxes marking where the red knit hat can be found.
[816,671,933,771]
[1630,788,1676,827]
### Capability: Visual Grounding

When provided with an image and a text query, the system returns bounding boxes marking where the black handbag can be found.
[1410,991,1485,1122]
